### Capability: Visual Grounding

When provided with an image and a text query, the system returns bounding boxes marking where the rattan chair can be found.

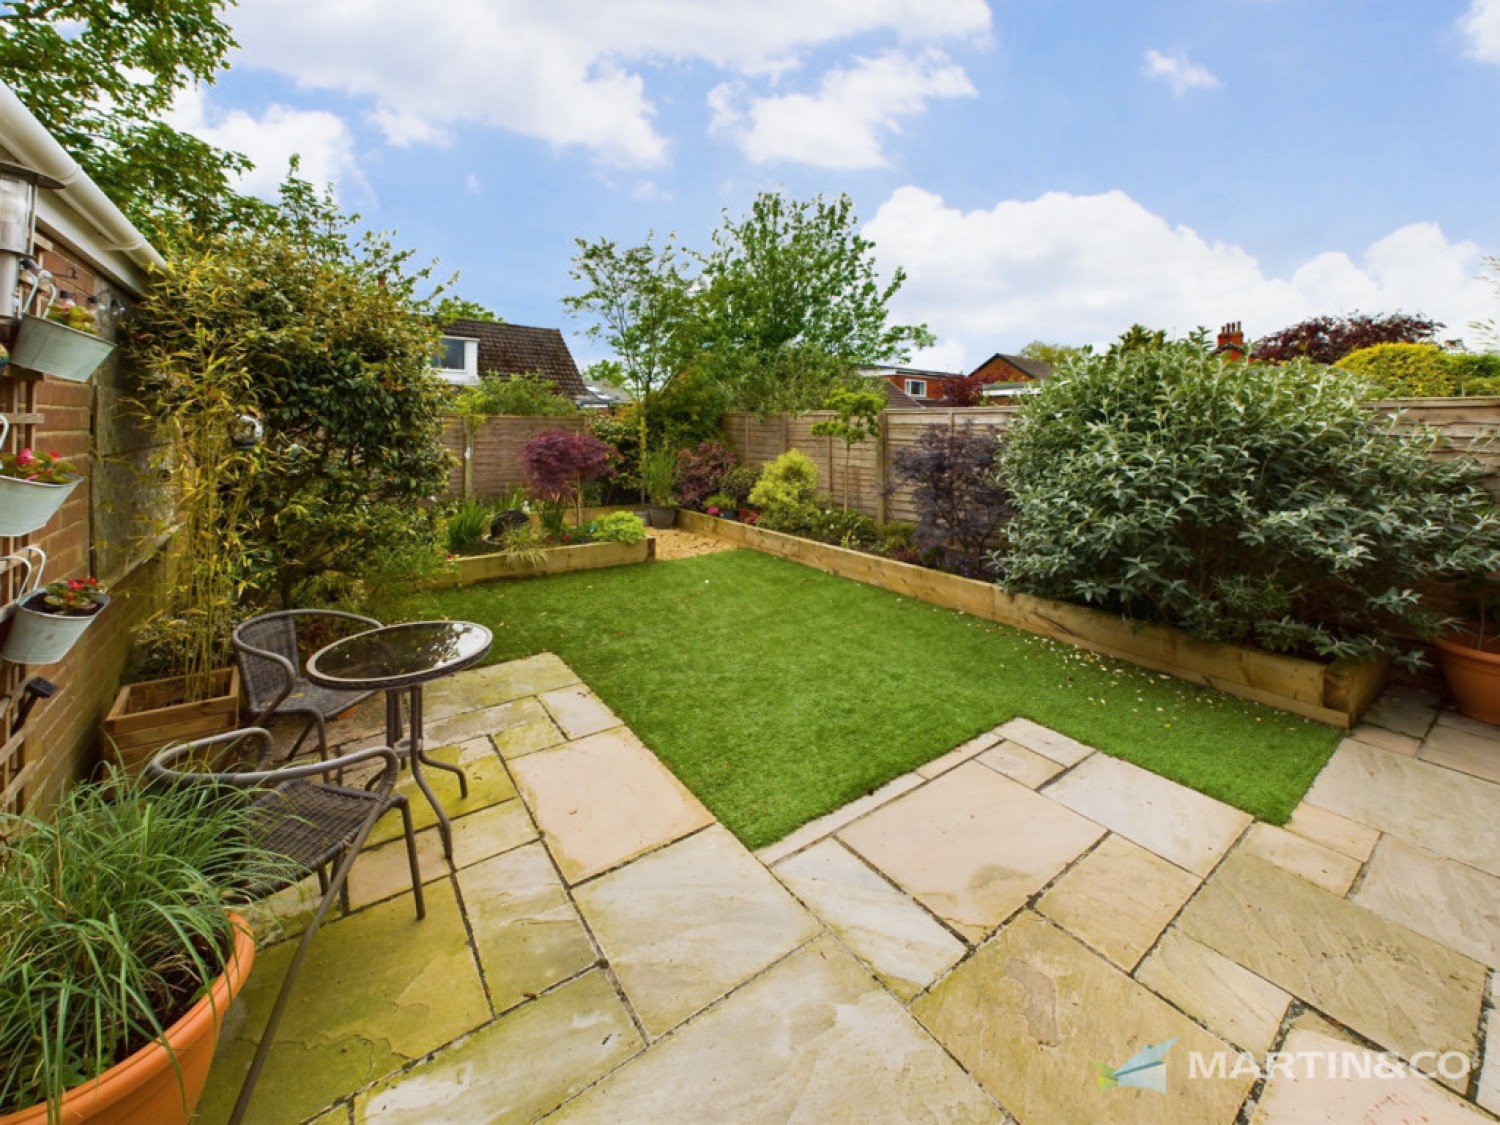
[145,727,426,1125]
[234,609,381,761]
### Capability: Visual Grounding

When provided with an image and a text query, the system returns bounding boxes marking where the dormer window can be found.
[434,335,479,383]
[905,378,927,398]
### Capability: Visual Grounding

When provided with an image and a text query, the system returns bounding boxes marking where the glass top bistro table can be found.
[307,620,493,858]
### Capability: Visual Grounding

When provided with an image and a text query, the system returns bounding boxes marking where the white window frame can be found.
[434,335,480,384]
[904,378,927,398]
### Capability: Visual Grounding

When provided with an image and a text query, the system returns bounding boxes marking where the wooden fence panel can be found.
[440,415,586,501]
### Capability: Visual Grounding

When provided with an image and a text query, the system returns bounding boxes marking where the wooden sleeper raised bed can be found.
[678,510,1386,727]
[432,537,655,588]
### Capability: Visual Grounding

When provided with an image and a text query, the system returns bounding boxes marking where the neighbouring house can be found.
[1213,321,1248,362]
[861,364,969,406]
[0,80,166,812]
[969,352,1053,396]
[436,318,589,401]
[577,382,633,410]
[877,380,924,409]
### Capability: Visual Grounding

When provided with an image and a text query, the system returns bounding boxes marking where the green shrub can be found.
[1337,343,1458,398]
[444,499,492,556]
[1450,353,1500,395]
[807,507,878,548]
[452,371,578,419]
[748,450,820,533]
[720,464,761,505]
[704,492,738,514]
[589,511,647,543]
[1000,347,1500,668]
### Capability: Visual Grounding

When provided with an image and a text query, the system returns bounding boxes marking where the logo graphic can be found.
[1094,1038,1177,1093]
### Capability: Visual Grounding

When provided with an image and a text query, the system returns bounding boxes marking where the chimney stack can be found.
[1216,320,1246,359]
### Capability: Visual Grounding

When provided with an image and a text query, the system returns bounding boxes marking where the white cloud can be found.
[166,86,361,197]
[863,187,1492,367]
[1143,49,1221,95]
[227,0,991,167]
[1459,0,1500,61]
[709,49,975,168]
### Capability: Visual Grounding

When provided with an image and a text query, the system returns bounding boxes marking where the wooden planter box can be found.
[432,538,655,588]
[101,667,241,778]
[678,510,1386,727]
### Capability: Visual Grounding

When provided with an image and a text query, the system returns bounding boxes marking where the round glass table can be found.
[307,620,493,856]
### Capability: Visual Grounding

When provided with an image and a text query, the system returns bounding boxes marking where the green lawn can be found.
[408,549,1341,849]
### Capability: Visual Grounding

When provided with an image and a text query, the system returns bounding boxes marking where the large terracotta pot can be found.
[0,915,255,1125]
[1434,631,1500,726]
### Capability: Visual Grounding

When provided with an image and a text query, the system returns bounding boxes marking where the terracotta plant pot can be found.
[0,916,255,1125]
[1,591,108,666]
[1434,631,1500,726]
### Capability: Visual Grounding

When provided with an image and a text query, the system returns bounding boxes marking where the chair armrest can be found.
[146,728,277,782]
[214,744,401,787]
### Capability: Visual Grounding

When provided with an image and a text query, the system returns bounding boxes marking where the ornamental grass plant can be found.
[0,768,293,1120]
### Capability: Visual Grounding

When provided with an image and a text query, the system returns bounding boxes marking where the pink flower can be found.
[16,449,36,466]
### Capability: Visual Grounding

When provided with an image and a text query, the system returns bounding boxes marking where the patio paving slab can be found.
[994,717,1094,766]
[1036,833,1201,970]
[1042,753,1252,876]
[1250,1023,1492,1124]
[1134,929,1290,1055]
[1175,850,1486,1087]
[201,880,490,1125]
[537,684,622,740]
[354,970,642,1124]
[1482,974,1499,1115]
[550,935,1007,1124]
[367,735,517,846]
[425,696,551,750]
[752,772,922,867]
[912,911,1255,1125]
[838,761,1104,943]
[1347,722,1420,756]
[772,838,966,999]
[1418,720,1500,784]
[420,652,581,719]
[1358,683,1438,739]
[976,739,1066,788]
[915,728,1002,779]
[572,825,819,1038]
[1350,835,1500,969]
[1282,801,1380,862]
[1304,736,1500,876]
[346,825,447,911]
[460,842,600,1014]
[447,796,537,869]
[1237,822,1362,895]
[488,712,568,759]
[510,726,714,884]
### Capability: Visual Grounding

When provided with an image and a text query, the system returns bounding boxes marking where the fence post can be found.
[463,417,475,500]
[876,410,888,524]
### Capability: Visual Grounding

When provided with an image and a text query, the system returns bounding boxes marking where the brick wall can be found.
[1,232,164,814]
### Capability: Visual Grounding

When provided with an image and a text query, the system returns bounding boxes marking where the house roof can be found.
[971,353,1053,382]
[444,319,588,399]
[875,378,924,408]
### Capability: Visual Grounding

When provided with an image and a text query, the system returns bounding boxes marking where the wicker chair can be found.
[145,728,426,1125]
[234,609,381,761]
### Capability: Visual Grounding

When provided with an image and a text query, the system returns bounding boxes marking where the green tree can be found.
[695,191,933,413]
[563,233,695,486]
[1018,341,1091,370]
[1338,343,1458,398]
[130,177,453,608]
[1105,324,1169,357]
[0,0,264,240]
[452,372,577,420]
[810,387,885,510]
[436,296,503,323]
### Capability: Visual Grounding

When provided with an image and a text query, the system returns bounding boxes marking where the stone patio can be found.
[198,658,1500,1124]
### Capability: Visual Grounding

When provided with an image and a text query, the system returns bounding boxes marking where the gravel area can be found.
[651,528,738,560]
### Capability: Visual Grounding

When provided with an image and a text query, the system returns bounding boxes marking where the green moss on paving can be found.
[410,550,1339,850]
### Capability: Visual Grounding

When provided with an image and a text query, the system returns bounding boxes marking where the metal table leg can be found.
[390,684,470,859]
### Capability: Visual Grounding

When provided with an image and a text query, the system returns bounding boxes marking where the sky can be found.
[170,0,1500,373]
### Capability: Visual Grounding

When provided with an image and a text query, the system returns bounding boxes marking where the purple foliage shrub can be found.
[521,430,616,506]
[675,440,739,509]
[889,423,1012,577]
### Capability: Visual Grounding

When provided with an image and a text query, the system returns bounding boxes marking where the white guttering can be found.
[0,79,165,296]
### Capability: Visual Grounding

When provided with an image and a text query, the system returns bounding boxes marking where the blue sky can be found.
[171,0,1500,372]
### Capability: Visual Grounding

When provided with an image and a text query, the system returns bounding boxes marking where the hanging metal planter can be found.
[0,548,108,665]
[8,312,114,383]
[0,417,83,537]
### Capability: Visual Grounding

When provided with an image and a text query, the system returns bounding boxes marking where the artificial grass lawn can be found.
[409,549,1341,849]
